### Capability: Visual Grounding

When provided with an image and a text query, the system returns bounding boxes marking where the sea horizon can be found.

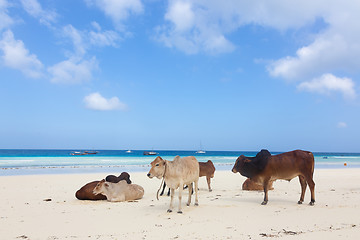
[1,149,359,176]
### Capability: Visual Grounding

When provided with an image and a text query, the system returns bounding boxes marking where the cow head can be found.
[147,156,166,179]
[232,150,271,178]
[231,155,250,174]
[93,179,109,195]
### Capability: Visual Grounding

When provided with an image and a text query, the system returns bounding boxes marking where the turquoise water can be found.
[0,149,359,176]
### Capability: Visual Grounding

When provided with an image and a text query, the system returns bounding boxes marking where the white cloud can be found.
[85,0,144,30]
[0,0,14,30]
[156,0,236,54]
[0,30,44,78]
[48,57,98,84]
[297,74,356,99]
[84,92,127,111]
[89,22,120,47]
[165,1,194,32]
[62,24,121,56]
[20,0,57,26]
[337,122,347,128]
[63,25,87,58]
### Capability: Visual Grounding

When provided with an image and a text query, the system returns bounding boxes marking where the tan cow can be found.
[93,179,144,202]
[242,178,274,191]
[160,160,216,195]
[147,155,199,213]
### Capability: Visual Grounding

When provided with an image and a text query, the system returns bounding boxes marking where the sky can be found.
[1,0,360,152]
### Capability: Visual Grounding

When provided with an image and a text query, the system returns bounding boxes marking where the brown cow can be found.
[75,172,131,200]
[242,178,274,191]
[160,160,216,196]
[199,160,216,192]
[232,149,315,205]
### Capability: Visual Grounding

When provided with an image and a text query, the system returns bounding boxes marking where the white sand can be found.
[1,168,360,239]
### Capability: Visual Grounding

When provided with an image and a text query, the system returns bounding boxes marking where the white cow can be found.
[147,155,199,213]
[93,179,144,202]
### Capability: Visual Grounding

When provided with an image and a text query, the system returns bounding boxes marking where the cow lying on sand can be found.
[242,178,273,191]
[160,160,216,196]
[75,172,131,200]
[147,156,199,213]
[232,149,315,205]
[93,179,144,202]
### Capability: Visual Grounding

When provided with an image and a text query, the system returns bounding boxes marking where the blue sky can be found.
[1,0,360,152]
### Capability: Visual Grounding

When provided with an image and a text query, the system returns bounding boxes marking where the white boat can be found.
[126,150,132,153]
[143,151,158,155]
[196,141,206,154]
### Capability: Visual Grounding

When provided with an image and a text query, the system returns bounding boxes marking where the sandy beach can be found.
[1,168,360,239]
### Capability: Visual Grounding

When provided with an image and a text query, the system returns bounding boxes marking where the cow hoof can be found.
[261,201,268,205]
[209,189,212,192]
[186,203,190,206]
[177,211,183,214]
[167,209,172,213]
[195,203,199,206]
[298,201,303,204]
[309,201,315,206]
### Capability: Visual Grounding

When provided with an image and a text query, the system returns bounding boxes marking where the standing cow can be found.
[160,159,216,196]
[232,149,315,205]
[147,156,199,213]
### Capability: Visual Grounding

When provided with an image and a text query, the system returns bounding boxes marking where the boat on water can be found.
[143,151,158,155]
[126,150,132,153]
[196,150,206,154]
[196,141,206,154]
[70,151,99,156]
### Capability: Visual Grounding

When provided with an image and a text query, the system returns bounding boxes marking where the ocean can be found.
[1,149,359,176]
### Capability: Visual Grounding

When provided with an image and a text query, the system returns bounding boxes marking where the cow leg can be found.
[187,183,193,206]
[261,179,270,205]
[167,188,171,196]
[178,184,183,213]
[306,175,316,206]
[206,176,212,192]
[194,180,199,206]
[168,188,175,212]
[298,176,307,204]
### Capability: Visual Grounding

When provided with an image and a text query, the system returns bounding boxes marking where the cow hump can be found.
[253,149,271,171]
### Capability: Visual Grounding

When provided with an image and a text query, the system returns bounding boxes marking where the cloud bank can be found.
[155,0,359,98]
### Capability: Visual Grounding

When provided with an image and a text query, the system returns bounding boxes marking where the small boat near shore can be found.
[70,151,99,156]
[143,151,158,155]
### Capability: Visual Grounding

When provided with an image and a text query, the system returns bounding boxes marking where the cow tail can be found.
[156,177,165,201]
[310,152,315,175]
